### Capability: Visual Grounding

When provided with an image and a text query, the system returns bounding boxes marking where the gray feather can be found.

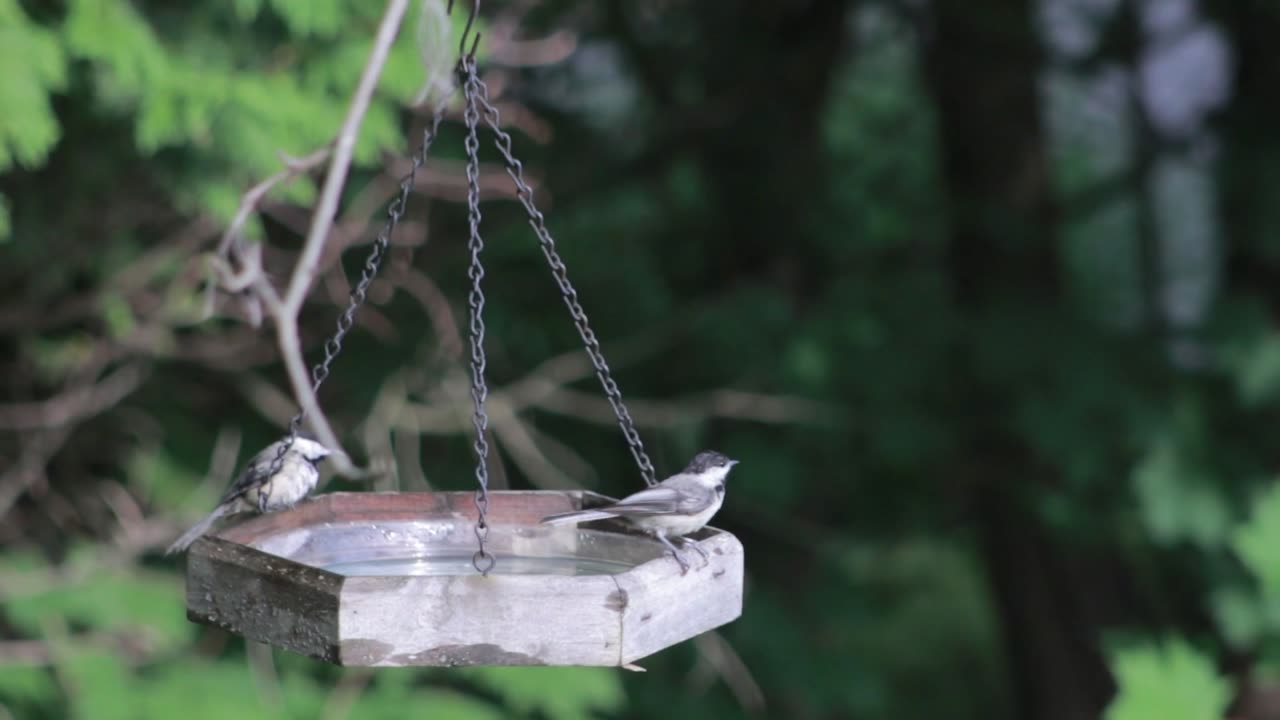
[540,509,621,526]
[165,503,232,555]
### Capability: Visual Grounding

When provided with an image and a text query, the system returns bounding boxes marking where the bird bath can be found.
[183,491,744,666]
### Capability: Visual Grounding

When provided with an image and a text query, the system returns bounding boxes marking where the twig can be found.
[0,364,147,431]
[388,263,465,357]
[247,642,283,710]
[216,148,333,258]
[320,670,374,720]
[393,427,430,489]
[691,631,767,716]
[488,396,580,489]
[0,427,73,519]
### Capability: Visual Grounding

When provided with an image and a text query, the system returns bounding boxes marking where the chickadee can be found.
[541,450,739,574]
[165,434,333,555]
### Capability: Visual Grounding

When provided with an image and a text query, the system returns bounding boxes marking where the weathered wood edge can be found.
[338,572,625,667]
[186,535,344,663]
[612,529,745,665]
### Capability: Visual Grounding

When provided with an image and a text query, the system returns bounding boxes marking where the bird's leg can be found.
[676,536,710,566]
[654,533,690,575]
[257,487,269,513]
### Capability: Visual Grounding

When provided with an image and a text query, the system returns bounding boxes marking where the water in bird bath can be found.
[247,519,662,577]
[324,553,632,577]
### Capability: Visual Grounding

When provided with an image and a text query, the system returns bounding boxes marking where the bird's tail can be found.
[165,504,232,555]
[540,509,620,526]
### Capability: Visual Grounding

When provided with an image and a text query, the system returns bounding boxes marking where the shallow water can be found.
[324,553,633,577]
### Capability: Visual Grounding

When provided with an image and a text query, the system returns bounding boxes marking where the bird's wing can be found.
[218,444,279,504]
[603,485,705,516]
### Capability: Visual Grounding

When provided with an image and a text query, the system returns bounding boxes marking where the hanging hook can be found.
[446,0,481,61]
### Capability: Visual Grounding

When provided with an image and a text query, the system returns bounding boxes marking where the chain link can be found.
[466,68,659,487]
[266,107,449,480]
[461,55,496,575]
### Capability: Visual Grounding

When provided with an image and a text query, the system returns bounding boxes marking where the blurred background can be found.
[2,0,1278,718]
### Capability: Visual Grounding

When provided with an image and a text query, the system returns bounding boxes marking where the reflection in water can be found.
[325,553,633,577]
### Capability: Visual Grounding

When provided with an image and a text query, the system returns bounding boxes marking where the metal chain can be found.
[265,107,449,481]
[466,65,659,487]
[461,55,496,575]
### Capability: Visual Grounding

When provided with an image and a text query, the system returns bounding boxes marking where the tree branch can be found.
[284,0,409,315]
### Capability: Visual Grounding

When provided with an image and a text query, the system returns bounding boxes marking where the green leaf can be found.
[1104,638,1230,720]
[133,660,284,720]
[0,192,12,240]
[1211,586,1266,649]
[61,650,138,720]
[100,293,136,340]
[1233,334,1280,406]
[128,446,203,511]
[1233,481,1280,598]
[0,666,58,707]
[267,0,346,37]
[1131,435,1231,547]
[0,0,68,170]
[5,567,192,652]
[63,0,169,97]
[460,667,625,720]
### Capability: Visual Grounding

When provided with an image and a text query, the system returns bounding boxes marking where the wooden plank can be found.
[186,536,342,663]
[338,573,624,666]
[612,528,745,665]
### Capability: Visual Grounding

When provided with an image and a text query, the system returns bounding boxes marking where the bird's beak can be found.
[729,459,740,467]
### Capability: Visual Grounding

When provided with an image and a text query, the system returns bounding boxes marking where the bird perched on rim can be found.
[540,450,739,574]
[165,433,333,555]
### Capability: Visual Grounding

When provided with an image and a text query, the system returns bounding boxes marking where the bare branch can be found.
[489,29,578,67]
[261,0,411,475]
[0,427,72,520]
[691,631,767,716]
[216,147,333,258]
[0,364,147,431]
[284,0,410,315]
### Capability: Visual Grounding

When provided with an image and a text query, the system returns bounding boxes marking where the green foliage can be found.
[460,666,625,720]
[1211,586,1271,649]
[1233,482,1280,599]
[1229,332,1280,407]
[0,0,67,173]
[128,446,205,511]
[0,666,58,711]
[5,564,192,654]
[1104,639,1231,720]
[6,0,1280,718]
[1132,433,1232,547]
[1,0,455,232]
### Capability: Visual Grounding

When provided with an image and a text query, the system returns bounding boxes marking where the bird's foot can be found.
[670,550,691,575]
[677,536,711,567]
[655,534,692,575]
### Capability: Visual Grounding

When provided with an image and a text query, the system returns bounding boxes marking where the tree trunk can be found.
[922,3,1114,718]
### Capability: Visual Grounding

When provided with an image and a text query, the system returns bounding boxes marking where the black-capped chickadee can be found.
[540,450,739,574]
[165,434,333,555]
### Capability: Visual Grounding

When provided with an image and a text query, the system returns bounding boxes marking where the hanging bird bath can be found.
[184,491,744,667]
[180,0,746,667]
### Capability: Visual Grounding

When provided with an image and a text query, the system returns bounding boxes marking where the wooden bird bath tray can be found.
[183,491,744,667]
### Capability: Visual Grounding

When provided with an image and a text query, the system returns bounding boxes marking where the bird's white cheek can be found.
[706,467,731,484]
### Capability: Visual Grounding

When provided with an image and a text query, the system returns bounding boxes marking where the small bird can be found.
[165,434,333,555]
[541,450,739,574]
